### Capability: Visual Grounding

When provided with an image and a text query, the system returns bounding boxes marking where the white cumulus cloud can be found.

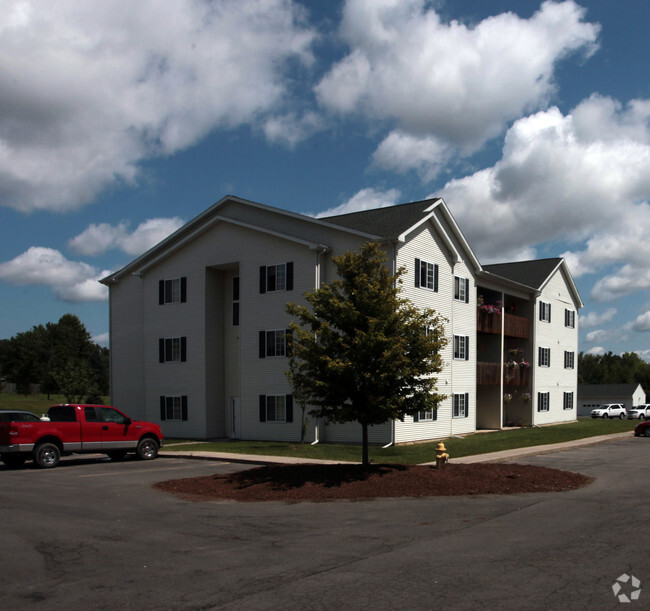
[0,0,316,212]
[68,217,185,256]
[0,247,109,302]
[316,0,599,172]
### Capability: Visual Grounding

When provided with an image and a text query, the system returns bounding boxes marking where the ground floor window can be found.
[563,392,574,410]
[259,394,293,423]
[160,395,188,421]
[537,392,550,412]
[414,409,437,422]
[453,393,469,418]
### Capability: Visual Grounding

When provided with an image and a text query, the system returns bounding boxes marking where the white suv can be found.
[628,404,650,420]
[590,404,627,419]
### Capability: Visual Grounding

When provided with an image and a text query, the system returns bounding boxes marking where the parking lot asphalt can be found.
[1,435,648,610]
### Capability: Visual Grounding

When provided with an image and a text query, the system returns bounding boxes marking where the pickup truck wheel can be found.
[107,450,127,461]
[1,454,26,468]
[33,442,61,468]
[136,437,159,460]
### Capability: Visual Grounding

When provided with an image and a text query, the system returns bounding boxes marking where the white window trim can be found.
[563,392,574,411]
[538,347,550,368]
[538,392,550,412]
[454,276,469,303]
[453,335,469,361]
[564,351,575,369]
[540,301,551,323]
[266,263,287,293]
[266,394,286,422]
[453,393,469,418]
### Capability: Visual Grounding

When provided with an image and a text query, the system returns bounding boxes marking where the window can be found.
[232,277,240,326]
[538,347,550,367]
[160,396,188,421]
[84,406,99,422]
[453,335,470,360]
[159,277,187,304]
[414,258,438,291]
[538,392,550,412]
[414,409,437,422]
[539,301,551,323]
[565,309,575,328]
[564,351,575,369]
[563,392,574,411]
[259,329,291,358]
[98,407,128,424]
[454,276,469,303]
[453,393,469,418]
[259,394,293,423]
[260,262,294,293]
[159,337,187,362]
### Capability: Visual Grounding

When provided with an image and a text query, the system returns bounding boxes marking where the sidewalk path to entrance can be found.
[159,431,633,466]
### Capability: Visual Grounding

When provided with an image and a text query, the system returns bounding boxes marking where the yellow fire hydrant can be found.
[435,442,449,469]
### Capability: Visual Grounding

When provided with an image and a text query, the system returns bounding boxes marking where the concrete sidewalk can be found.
[159,431,634,466]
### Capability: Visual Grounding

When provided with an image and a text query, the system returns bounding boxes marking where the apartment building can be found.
[101,195,582,442]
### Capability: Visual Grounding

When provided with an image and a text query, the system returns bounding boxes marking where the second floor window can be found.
[538,347,550,367]
[453,335,469,360]
[159,337,187,362]
[564,351,575,369]
[259,329,291,358]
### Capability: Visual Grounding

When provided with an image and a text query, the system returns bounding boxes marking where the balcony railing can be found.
[477,362,530,386]
[477,308,530,339]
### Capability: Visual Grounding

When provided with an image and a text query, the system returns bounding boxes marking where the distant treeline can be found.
[579,351,650,390]
[0,314,109,403]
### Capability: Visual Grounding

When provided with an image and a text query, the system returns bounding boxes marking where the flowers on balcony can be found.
[504,393,513,404]
[522,393,531,403]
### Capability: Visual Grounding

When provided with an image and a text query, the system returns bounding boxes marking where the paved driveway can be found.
[1,436,647,610]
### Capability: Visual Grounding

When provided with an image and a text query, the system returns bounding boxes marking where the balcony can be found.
[477,308,530,339]
[477,362,530,386]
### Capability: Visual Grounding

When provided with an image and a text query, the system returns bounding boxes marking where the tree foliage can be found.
[287,243,448,465]
[579,351,650,389]
[0,314,109,401]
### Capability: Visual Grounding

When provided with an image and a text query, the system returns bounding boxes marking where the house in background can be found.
[101,195,582,443]
[577,384,646,416]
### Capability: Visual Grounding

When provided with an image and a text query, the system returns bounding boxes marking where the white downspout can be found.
[499,292,505,429]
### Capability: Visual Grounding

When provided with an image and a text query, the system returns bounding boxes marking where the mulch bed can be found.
[153,462,593,502]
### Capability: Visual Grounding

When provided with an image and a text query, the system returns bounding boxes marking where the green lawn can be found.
[0,392,110,415]
[164,417,638,464]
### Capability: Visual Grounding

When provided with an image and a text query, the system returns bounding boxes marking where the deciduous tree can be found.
[287,243,448,465]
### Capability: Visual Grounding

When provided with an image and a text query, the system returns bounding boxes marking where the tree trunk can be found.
[362,422,369,466]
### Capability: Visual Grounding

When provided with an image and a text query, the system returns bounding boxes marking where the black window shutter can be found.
[548,303,551,322]
[539,304,543,321]
[286,395,293,423]
[159,339,165,363]
[259,331,266,358]
[259,266,267,294]
[465,336,470,361]
[259,395,266,422]
[180,337,187,362]
[415,259,421,287]
[433,408,437,421]
[160,396,166,421]
[413,411,419,422]
[465,393,469,418]
[286,262,294,291]
[159,280,165,305]
[434,264,439,292]
[181,396,188,421]
[180,277,187,302]
[465,278,469,303]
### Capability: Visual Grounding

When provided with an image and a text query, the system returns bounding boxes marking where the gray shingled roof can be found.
[321,199,438,239]
[483,258,563,290]
[578,384,643,399]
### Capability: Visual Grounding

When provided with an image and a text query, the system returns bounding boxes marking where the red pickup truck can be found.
[0,404,164,469]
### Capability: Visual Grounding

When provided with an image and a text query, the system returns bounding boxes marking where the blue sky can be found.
[1,0,649,358]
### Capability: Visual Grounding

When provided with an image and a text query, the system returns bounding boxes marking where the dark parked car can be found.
[0,410,46,422]
[634,421,650,437]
